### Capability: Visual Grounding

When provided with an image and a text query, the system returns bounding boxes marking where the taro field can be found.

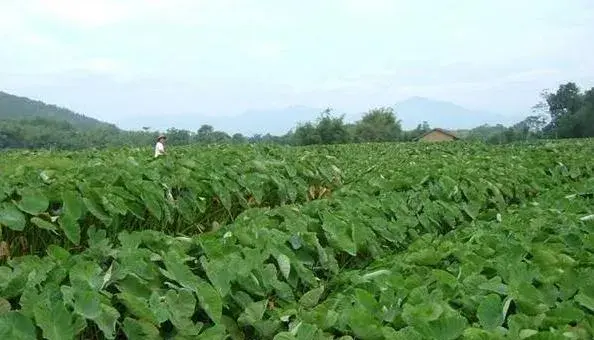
[0,139,593,340]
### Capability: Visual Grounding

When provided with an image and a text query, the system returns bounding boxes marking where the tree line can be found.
[0,81,592,150]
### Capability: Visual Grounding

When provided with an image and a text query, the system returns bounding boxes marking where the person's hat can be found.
[157,135,167,141]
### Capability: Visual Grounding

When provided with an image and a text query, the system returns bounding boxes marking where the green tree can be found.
[316,109,351,144]
[196,124,214,143]
[165,128,193,146]
[293,122,321,145]
[354,107,402,142]
[535,82,594,138]
[231,133,247,144]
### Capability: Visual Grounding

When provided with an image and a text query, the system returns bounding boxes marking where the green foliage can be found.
[0,139,593,339]
[354,107,402,142]
[536,82,594,139]
[294,109,351,146]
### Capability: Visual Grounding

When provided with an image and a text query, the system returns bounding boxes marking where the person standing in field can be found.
[155,135,166,157]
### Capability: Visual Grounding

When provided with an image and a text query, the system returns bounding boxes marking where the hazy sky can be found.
[0,0,593,126]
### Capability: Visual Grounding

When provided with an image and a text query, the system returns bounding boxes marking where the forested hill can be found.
[0,91,115,130]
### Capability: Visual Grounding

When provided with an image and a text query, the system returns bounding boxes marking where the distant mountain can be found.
[209,105,324,135]
[207,97,518,135]
[115,105,326,136]
[0,90,519,135]
[388,97,517,130]
[0,91,117,130]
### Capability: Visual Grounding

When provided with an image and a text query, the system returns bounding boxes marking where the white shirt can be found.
[155,141,165,157]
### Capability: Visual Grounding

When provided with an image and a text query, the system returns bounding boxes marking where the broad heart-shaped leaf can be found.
[276,253,291,280]
[161,250,201,290]
[122,317,161,340]
[197,324,228,339]
[62,191,84,220]
[34,300,77,340]
[574,291,594,312]
[416,315,468,340]
[0,202,26,231]
[16,188,49,215]
[382,326,423,340]
[0,311,37,340]
[30,217,58,233]
[82,196,112,226]
[117,292,157,323]
[211,181,232,212]
[140,191,162,221]
[195,281,223,325]
[161,251,223,324]
[72,288,102,319]
[321,213,357,256]
[294,322,322,339]
[91,304,120,340]
[402,302,444,325]
[59,213,81,245]
[477,294,504,330]
[273,332,297,340]
[299,285,325,309]
[238,300,268,326]
[69,260,104,291]
[164,289,201,335]
[347,305,384,339]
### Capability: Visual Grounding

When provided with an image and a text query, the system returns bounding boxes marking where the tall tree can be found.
[537,82,594,138]
[293,122,321,145]
[354,107,402,142]
[196,124,215,143]
[316,109,351,144]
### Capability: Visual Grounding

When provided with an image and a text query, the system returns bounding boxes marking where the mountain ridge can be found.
[0,91,117,130]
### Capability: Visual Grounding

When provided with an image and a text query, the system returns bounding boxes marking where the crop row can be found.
[0,145,343,256]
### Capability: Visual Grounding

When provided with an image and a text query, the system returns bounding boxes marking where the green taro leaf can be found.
[164,289,201,335]
[92,304,119,340]
[163,249,222,323]
[276,253,291,280]
[382,327,423,340]
[34,300,76,340]
[575,290,594,312]
[273,332,297,340]
[238,300,268,325]
[140,191,162,221]
[69,260,104,291]
[477,294,504,330]
[299,285,325,309]
[0,312,37,340]
[122,317,161,340]
[0,202,26,231]
[30,217,58,233]
[117,292,156,323]
[82,196,113,225]
[59,213,81,245]
[198,324,228,339]
[402,302,444,324]
[16,188,49,215]
[321,213,357,256]
[62,191,84,219]
[72,288,101,319]
[195,281,223,325]
[419,315,468,340]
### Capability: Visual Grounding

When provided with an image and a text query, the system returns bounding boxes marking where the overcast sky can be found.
[0,0,593,125]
